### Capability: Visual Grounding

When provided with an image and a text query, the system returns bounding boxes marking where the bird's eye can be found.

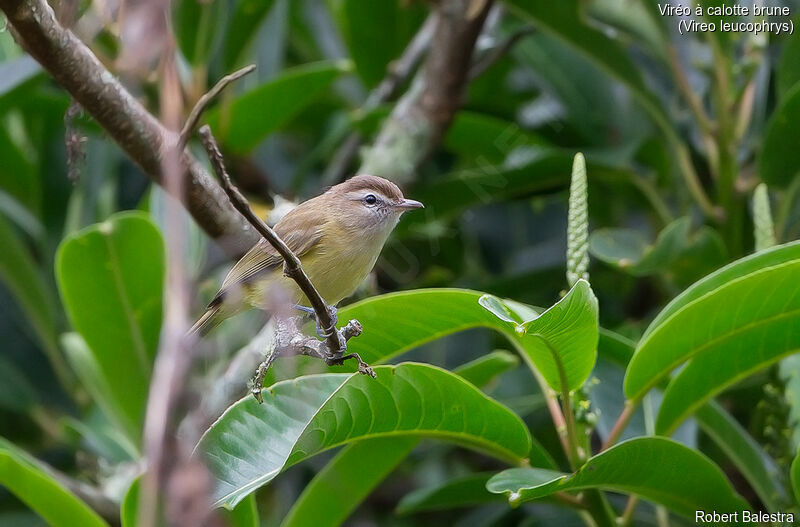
[364,194,377,205]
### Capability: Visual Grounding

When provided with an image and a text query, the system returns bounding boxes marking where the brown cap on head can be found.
[332,174,405,202]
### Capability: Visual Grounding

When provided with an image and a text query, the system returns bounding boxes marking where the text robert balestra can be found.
[696,510,794,523]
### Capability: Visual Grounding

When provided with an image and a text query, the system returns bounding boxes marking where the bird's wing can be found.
[214,205,325,301]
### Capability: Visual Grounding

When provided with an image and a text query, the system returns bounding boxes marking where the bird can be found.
[189,174,424,336]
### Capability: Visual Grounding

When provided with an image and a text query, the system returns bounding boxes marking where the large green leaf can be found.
[174,0,224,65]
[778,16,800,100]
[695,403,784,511]
[759,83,800,188]
[222,0,277,68]
[196,363,532,508]
[61,333,141,449]
[600,330,785,511]
[328,0,426,88]
[0,440,110,527]
[589,218,727,285]
[279,351,536,527]
[56,212,164,437]
[503,0,669,128]
[206,62,346,154]
[442,112,548,163]
[395,153,633,238]
[792,446,800,505]
[274,287,595,393]
[656,324,800,435]
[624,241,800,400]
[487,437,748,520]
[480,280,598,392]
[279,437,417,527]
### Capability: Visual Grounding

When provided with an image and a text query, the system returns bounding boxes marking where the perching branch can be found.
[0,0,259,252]
[197,125,373,397]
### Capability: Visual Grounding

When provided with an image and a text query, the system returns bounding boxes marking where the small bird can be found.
[189,174,423,336]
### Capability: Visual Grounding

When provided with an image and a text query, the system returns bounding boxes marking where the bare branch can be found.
[179,64,256,148]
[0,0,258,251]
[198,125,372,395]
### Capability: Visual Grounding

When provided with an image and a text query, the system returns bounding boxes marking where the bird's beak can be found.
[396,199,424,211]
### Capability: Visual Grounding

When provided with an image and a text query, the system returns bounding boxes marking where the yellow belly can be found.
[244,233,383,309]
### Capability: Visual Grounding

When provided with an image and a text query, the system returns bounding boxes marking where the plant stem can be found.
[531,334,582,467]
[621,496,639,526]
[601,400,637,452]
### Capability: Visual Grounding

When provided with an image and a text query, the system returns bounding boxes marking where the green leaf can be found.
[503,0,668,129]
[61,333,141,449]
[589,217,700,276]
[481,280,598,392]
[487,437,748,519]
[207,61,346,154]
[275,287,596,394]
[56,212,164,438]
[0,214,58,356]
[222,0,277,68]
[759,83,800,188]
[792,446,800,505]
[566,153,589,286]
[279,437,417,527]
[442,112,548,163]
[600,330,785,510]
[328,0,426,88]
[656,305,800,435]
[120,477,138,527]
[752,183,776,251]
[224,495,259,527]
[175,0,224,65]
[0,440,110,527]
[695,403,784,511]
[778,15,800,100]
[196,363,532,508]
[454,350,520,389]
[279,349,534,527]
[396,473,503,515]
[625,241,800,400]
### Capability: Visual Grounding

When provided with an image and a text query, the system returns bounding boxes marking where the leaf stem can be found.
[600,399,637,452]
[531,334,582,468]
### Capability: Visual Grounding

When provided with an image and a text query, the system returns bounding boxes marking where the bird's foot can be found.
[326,351,376,378]
[294,304,338,338]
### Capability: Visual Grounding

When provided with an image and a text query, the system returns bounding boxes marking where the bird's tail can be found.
[188,303,225,337]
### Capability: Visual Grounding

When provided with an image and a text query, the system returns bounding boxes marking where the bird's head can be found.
[326,174,423,236]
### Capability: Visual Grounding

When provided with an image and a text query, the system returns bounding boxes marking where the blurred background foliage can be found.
[2,0,800,525]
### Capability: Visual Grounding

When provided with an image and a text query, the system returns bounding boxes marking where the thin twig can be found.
[468,26,534,80]
[179,64,255,148]
[198,125,372,394]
